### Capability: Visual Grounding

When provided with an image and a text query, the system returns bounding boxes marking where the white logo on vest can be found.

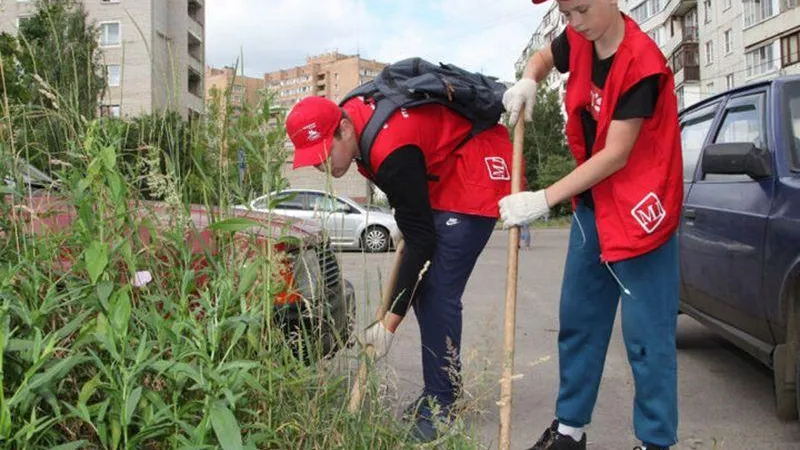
[484,157,510,181]
[631,192,666,234]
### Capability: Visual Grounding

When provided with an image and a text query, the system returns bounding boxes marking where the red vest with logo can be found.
[564,16,683,262]
[343,97,516,218]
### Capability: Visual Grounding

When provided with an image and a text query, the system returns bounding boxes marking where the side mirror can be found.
[701,142,772,180]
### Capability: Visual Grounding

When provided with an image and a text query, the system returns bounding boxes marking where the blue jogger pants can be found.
[555,203,679,447]
[412,211,496,406]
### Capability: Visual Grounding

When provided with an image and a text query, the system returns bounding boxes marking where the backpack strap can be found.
[357,98,398,175]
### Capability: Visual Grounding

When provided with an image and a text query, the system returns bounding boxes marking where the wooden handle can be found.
[348,240,406,414]
[498,118,525,449]
[376,239,405,320]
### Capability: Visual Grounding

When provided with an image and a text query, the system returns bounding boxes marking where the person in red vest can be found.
[285,94,516,441]
[501,1,683,450]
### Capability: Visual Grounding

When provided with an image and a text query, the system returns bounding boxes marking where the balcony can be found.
[187,31,202,64]
[188,0,204,26]
[683,25,698,42]
[188,67,202,98]
[670,42,700,82]
[671,0,697,16]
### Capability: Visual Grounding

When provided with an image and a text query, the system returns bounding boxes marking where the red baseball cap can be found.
[286,96,343,169]
[531,0,549,3]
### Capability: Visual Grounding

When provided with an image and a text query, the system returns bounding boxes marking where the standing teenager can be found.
[501,1,683,449]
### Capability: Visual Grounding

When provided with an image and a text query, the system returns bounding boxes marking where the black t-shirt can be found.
[551,29,660,209]
[370,145,436,317]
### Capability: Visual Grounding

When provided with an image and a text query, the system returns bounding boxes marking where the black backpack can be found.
[340,57,507,170]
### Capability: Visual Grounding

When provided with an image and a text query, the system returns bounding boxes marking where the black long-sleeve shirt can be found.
[372,145,436,316]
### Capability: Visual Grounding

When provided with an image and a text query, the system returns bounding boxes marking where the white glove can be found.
[502,78,537,126]
[363,321,394,360]
[499,190,550,227]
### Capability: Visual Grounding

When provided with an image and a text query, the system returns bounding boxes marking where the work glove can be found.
[499,190,550,227]
[502,78,537,127]
[363,320,394,360]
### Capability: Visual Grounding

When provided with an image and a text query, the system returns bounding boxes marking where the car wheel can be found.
[362,226,390,253]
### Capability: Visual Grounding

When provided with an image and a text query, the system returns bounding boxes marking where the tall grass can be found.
[0,9,488,449]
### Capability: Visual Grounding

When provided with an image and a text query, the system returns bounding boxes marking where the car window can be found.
[785,81,800,170]
[312,195,337,212]
[335,199,353,213]
[680,103,718,182]
[252,197,268,209]
[714,94,765,148]
[706,92,766,181]
[275,192,306,210]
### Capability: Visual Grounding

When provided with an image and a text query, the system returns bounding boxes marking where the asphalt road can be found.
[336,228,800,449]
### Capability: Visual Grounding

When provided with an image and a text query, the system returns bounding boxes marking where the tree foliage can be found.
[0,0,105,167]
[520,83,575,216]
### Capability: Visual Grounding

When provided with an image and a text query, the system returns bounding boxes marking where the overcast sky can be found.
[205,0,548,83]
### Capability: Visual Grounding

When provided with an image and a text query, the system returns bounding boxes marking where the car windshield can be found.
[3,159,55,191]
[787,81,800,169]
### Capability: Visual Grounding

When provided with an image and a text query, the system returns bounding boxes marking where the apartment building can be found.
[521,0,800,111]
[264,52,387,109]
[515,1,568,93]
[0,0,206,120]
[205,66,264,112]
[264,52,388,202]
[623,0,702,109]
[738,0,800,81]
[626,0,800,109]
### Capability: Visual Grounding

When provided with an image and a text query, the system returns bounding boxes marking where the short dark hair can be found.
[333,109,350,139]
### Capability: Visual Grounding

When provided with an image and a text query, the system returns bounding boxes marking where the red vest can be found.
[344,97,516,218]
[564,16,683,262]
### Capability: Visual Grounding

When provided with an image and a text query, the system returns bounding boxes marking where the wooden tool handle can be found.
[348,239,406,414]
[498,118,525,449]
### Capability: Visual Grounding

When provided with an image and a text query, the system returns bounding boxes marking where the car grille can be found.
[318,246,340,289]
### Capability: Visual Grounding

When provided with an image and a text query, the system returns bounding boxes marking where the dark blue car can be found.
[678,75,800,420]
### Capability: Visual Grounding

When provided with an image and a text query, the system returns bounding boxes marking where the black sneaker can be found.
[401,394,457,422]
[526,420,587,450]
[401,394,433,422]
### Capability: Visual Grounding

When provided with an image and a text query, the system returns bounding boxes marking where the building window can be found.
[100,0,121,3]
[724,0,732,9]
[781,31,800,67]
[187,31,202,63]
[100,104,121,117]
[746,41,779,77]
[677,86,685,110]
[726,73,735,88]
[188,0,203,25]
[705,40,714,64]
[707,82,715,95]
[106,64,120,87]
[631,0,662,23]
[724,29,733,53]
[744,0,777,27]
[703,0,712,24]
[99,22,121,47]
[188,67,202,97]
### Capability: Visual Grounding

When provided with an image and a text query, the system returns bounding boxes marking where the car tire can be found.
[362,226,391,253]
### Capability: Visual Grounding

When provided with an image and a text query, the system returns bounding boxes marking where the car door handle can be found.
[684,208,696,220]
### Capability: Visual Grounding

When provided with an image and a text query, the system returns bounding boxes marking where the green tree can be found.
[520,83,575,217]
[0,0,105,166]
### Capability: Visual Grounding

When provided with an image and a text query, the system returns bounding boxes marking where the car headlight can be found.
[292,248,324,303]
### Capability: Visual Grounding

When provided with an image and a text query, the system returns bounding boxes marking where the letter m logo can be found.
[631,192,666,234]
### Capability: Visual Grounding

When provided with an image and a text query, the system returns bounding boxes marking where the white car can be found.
[242,189,399,252]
